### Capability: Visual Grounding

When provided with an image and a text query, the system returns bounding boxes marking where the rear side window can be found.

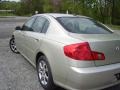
[32,16,48,33]
[41,20,49,33]
[22,17,36,31]
[57,17,113,34]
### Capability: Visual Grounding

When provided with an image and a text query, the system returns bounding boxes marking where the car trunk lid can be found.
[69,33,120,66]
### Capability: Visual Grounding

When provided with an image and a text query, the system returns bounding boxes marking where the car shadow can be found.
[103,84,120,90]
[57,86,66,90]
[58,84,120,90]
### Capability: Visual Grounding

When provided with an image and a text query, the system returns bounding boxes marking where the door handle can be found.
[33,38,39,42]
[35,39,39,41]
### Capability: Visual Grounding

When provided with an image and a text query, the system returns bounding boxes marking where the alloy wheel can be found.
[38,60,49,86]
[10,38,19,53]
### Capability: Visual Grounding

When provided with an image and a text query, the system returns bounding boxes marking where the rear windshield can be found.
[57,17,113,34]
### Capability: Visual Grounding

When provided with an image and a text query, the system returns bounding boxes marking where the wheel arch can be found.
[11,35,14,38]
[36,52,45,66]
[35,51,56,81]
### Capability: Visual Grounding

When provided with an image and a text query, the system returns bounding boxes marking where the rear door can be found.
[24,16,50,63]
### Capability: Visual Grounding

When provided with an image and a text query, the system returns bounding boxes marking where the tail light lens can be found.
[64,42,105,61]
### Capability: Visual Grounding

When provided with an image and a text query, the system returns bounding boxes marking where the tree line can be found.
[0,0,120,25]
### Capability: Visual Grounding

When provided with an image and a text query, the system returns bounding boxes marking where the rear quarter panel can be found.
[38,37,69,84]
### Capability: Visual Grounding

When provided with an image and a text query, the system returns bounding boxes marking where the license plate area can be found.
[115,73,120,81]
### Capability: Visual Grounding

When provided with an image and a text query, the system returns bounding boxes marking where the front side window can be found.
[57,17,113,34]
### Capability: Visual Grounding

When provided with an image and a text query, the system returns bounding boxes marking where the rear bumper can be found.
[66,63,120,90]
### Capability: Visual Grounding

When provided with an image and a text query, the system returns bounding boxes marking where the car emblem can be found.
[116,46,120,51]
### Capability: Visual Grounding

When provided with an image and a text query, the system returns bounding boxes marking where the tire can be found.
[9,37,19,54]
[36,55,57,90]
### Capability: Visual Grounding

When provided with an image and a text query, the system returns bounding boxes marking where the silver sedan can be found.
[9,13,120,90]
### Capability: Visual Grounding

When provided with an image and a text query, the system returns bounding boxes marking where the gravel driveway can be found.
[0,39,43,90]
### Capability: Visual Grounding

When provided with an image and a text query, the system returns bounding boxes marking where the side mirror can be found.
[15,26,22,30]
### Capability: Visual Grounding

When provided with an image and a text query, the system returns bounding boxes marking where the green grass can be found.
[107,24,120,30]
[0,13,15,16]
[0,13,32,17]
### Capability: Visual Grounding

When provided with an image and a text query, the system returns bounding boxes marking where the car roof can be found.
[34,13,88,18]
[45,13,74,18]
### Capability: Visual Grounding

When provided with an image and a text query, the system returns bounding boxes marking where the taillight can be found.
[64,42,105,61]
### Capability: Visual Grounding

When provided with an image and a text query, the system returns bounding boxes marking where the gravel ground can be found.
[0,17,26,39]
[0,39,43,90]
